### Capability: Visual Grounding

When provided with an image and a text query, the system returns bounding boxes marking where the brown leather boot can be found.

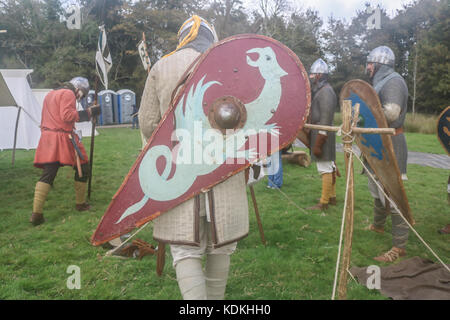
[373,246,406,262]
[329,197,337,205]
[316,197,337,205]
[307,202,328,211]
[75,203,91,211]
[30,212,45,226]
[367,224,384,234]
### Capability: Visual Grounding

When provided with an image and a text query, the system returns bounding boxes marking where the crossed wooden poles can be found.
[304,100,394,299]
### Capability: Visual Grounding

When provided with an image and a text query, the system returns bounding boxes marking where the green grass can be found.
[0,128,448,300]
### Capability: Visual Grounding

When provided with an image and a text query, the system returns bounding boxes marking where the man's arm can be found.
[139,66,162,143]
[59,90,79,123]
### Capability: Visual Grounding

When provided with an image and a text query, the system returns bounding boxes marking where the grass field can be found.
[0,127,448,300]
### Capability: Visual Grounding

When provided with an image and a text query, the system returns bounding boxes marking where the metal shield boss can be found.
[92,34,311,245]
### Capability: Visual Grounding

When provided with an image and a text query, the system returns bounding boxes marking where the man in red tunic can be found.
[30,77,100,226]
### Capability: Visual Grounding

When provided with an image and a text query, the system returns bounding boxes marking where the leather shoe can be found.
[30,212,45,226]
[75,203,91,211]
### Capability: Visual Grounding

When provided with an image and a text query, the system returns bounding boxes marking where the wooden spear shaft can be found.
[88,76,99,200]
[250,185,266,246]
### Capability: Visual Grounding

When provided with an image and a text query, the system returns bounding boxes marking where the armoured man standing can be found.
[139,16,249,300]
[30,77,100,226]
[365,46,410,262]
[306,58,338,211]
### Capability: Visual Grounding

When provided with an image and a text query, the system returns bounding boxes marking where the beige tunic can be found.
[139,48,249,248]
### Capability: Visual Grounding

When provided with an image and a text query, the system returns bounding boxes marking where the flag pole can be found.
[88,76,99,200]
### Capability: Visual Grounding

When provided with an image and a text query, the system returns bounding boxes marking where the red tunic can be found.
[34,89,88,168]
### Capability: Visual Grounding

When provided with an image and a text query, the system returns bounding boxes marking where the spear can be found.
[87,76,99,200]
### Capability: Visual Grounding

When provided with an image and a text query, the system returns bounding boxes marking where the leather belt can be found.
[42,127,72,134]
[394,127,404,136]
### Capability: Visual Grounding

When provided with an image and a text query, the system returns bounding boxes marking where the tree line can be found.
[0,0,448,114]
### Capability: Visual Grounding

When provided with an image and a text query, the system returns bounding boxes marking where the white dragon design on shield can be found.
[116,46,288,224]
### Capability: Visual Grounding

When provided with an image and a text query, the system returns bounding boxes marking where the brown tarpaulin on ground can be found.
[350,256,450,300]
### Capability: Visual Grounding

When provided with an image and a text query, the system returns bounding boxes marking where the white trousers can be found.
[316,161,335,174]
[170,215,237,267]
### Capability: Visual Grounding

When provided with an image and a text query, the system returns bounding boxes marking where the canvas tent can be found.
[0,69,42,165]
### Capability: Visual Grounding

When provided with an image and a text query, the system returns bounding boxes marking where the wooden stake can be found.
[87,76,99,200]
[156,242,166,277]
[12,107,22,166]
[337,100,356,300]
[249,185,266,246]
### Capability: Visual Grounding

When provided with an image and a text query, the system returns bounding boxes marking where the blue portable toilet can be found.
[86,90,96,107]
[116,89,136,124]
[98,90,117,125]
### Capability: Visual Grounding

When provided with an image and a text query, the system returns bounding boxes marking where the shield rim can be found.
[91,34,311,246]
[436,106,450,156]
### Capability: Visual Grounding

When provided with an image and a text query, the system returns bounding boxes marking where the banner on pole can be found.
[95,25,112,89]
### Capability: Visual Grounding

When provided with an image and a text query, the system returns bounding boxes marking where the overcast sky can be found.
[242,0,416,23]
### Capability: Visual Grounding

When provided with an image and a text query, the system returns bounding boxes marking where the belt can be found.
[394,127,404,136]
[42,127,72,134]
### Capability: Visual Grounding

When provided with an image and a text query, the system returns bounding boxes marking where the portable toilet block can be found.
[116,89,136,124]
[98,90,117,125]
[86,90,96,107]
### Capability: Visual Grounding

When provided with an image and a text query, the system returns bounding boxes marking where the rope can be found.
[266,176,310,215]
[331,148,354,300]
[353,149,450,273]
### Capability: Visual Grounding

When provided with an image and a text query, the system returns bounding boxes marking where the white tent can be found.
[0,69,42,164]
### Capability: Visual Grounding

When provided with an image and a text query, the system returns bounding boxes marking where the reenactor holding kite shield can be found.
[365,46,410,262]
[306,58,338,211]
[139,16,249,300]
[30,77,100,226]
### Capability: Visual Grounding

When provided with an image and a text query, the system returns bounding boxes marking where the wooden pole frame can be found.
[305,100,394,300]
[11,106,22,166]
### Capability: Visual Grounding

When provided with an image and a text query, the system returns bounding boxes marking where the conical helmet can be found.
[310,58,329,74]
[69,77,90,98]
[367,46,395,67]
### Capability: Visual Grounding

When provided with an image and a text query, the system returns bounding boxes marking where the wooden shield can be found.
[437,106,450,156]
[340,79,414,224]
[92,34,311,246]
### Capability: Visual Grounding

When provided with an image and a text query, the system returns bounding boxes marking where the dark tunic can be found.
[309,80,337,162]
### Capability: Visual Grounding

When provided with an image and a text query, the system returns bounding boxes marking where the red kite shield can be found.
[340,79,414,225]
[92,34,311,246]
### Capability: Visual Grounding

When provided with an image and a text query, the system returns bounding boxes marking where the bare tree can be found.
[257,0,291,37]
